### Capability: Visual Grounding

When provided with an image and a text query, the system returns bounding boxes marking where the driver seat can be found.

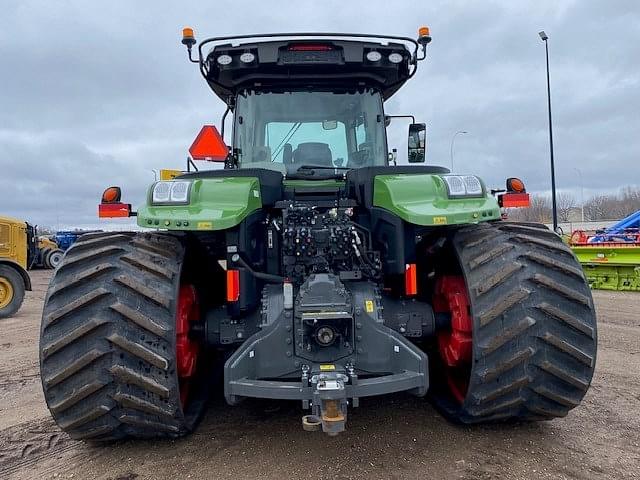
[292,142,333,167]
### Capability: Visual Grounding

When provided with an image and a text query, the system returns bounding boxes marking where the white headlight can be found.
[240,52,255,63]
[388,52,403,64]
[170,181,191,202]
[152,182,171,203]
[217,54,232,65]
[152,181,192,204]
[462,175,483,196]
[366,51,382,62]
[443,175,466,196]
[441,175,484,197]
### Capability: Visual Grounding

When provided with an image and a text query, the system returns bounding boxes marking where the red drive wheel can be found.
[433,276,473,404]
[176,284,200,407]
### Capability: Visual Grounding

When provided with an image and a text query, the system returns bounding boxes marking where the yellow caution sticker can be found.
[365,300,374,313]
[197,221,213,230]
[319,364,336,371]
[160,169,183,180]
[433,216,448,225]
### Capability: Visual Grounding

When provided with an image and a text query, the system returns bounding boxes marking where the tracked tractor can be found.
[39,28,597,439]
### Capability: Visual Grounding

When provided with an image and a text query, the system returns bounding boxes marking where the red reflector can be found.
[189,125,229,162]
[499,192,531,208]
[288,44,333,51]
[98,202,131,218]
[405,263,418,296]
[226,269,240,302]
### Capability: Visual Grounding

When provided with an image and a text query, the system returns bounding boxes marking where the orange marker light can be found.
[182,27,196,47]
[499,192,530,208]
[419,26,430,37]
[101,186,121,204]
[98,203,131,218]
[506,177,526,193]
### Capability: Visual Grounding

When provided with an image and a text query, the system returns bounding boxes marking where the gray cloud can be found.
[1,0,639,228]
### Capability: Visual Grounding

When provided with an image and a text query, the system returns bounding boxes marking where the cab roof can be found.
[196,33,420,105]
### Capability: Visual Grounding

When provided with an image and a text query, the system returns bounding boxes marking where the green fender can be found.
[137,177,262,231]
[373,174,501,226]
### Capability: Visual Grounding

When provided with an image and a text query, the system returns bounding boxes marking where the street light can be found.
[539,30,558,232]
[574,167,585,223]
[450,130,468,171]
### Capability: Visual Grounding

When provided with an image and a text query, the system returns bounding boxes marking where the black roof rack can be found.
[193,33,423,105]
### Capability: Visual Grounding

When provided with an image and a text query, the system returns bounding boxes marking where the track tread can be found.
[44,348,108,388]
[43,288,110,328]
[48,263,117,298]
[431,222,597,424]
[114,274,171,308]
[109,301,169,338]
[107,334,169,369]
[41,318,108,359]
[40,231,202,441]
[477,318,536,355]
[535,302,595,339]
[120,252,177,280]
[48,381,108,414]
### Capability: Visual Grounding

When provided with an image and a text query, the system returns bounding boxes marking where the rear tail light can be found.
[226,269,240,302]
[405,263,418,296]
[288,44,333,51]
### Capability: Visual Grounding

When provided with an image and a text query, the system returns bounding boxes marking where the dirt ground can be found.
[0,270,638,480]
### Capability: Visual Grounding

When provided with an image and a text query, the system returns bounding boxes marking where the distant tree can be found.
[584,194,610,221]
[557,192,576,223]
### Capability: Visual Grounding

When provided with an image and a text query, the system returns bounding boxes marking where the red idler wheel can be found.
[176,284,200,407]
[433,276,473,404]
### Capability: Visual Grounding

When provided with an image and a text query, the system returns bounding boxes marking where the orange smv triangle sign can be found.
[189,125,229,162]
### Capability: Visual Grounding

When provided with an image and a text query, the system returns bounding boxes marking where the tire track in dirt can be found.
[0,416,90,479]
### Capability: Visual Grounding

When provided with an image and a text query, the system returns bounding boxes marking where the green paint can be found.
[373,174,501,226]
[137,177,262,231]
[572,244,640,291]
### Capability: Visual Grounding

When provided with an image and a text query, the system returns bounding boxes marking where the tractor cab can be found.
[183,31,432,173]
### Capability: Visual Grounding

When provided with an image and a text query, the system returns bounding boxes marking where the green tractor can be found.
[39,27,597,439]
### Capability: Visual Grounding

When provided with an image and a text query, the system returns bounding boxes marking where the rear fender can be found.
[137,177,262,231]
[373,174,501,226]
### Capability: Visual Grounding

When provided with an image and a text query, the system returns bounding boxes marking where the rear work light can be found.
[388,52,404,63]
[239,52,255,63]
[366,51,382,62]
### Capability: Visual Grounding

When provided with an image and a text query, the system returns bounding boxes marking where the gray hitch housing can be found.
[224,273,428,435]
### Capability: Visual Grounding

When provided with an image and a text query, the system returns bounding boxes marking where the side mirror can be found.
[408,123,426,163]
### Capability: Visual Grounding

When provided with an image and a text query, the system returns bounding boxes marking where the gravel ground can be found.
[0,270,638,480]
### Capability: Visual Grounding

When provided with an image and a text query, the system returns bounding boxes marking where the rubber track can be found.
[39,232,195,440]
[436,222,597,423]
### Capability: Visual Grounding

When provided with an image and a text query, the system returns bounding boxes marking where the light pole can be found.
[539,30,558,232]
[574,167,585,223]
[450,130,468,171]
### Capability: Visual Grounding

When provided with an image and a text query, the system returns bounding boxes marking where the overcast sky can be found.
[1,0,638,229]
